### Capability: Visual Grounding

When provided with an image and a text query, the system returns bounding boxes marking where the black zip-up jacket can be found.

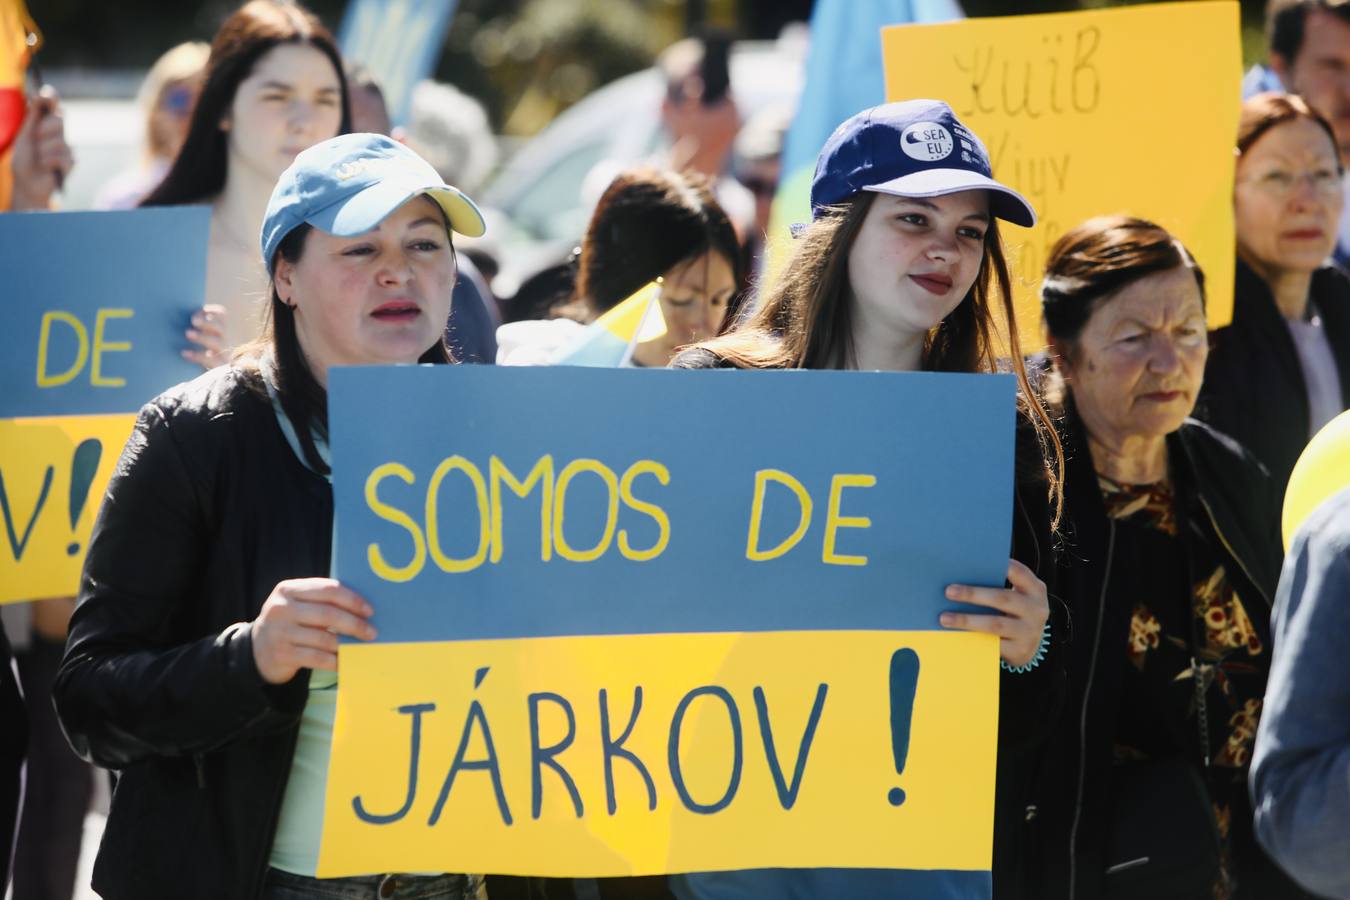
[1197,261,1350,506]
[54,365,331,900]
[0,623,24,887]
[1028,403,1304,899]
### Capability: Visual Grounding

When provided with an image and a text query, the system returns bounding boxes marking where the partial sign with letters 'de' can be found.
[0,208,207,602]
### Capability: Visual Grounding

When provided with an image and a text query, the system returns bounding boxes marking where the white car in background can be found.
[479,33,806,298]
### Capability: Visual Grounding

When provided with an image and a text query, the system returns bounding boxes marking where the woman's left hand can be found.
[940,559,1049,668]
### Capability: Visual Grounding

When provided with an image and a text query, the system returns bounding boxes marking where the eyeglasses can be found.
[1238,168,1343,198]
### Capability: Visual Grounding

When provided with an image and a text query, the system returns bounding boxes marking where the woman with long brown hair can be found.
[142,0,351,366]
[672,99,1063,900]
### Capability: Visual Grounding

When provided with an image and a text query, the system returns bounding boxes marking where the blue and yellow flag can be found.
[763,0,963,285]
[0,0,37,208]
[550,282,665,367]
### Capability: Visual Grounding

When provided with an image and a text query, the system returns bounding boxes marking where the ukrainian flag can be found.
[550,281,665,367]
[763,0,963,285]
[0,0,36,209]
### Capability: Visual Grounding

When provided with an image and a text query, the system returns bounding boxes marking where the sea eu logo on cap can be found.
[901,122,954,162]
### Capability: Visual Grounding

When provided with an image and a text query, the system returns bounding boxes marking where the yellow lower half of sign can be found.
[318,630,998,878]
[0,414,137,604]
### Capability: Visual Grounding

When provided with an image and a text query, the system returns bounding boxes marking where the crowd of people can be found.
[2,0,1349,899]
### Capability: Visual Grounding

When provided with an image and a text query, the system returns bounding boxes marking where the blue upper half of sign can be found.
[0,208,208,418]
[329,366,1017,643]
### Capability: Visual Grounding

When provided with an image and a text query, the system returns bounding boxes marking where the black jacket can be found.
[1029,404,1298,899]
[0,623,24,888]
[672,348,1066,900]
[1197,261,1350,504]
[53,366,331,900]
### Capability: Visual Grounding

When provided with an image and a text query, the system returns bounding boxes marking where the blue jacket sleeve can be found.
[1251,489,1350,898]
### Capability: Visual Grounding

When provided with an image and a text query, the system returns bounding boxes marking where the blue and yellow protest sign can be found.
[0,208,207,602]
[318,366,1014,880]
[881,1,1242,334]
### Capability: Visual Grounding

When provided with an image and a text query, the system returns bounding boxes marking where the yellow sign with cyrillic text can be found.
[882,1,1242,335]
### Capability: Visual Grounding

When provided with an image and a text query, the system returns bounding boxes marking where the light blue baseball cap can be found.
[261,132,486,275]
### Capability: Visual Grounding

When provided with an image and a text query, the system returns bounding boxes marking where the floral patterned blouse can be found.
[1099,474,1269,898]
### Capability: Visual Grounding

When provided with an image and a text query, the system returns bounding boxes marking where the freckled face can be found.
[846,191,991,340]
[276,195,456,380]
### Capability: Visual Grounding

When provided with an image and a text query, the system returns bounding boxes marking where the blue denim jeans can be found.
[261,868,479,900]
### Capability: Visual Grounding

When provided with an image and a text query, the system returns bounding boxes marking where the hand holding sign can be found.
[941,558,1049,667]
[251,578,378,683]
[183,304,229,370]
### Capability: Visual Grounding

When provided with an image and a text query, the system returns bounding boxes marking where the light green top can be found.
[269,671,338,875]
[262,360,337,877]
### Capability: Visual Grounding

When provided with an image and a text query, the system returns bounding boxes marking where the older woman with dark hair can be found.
[1197,92,1350,504]
[1030,216,1312,900]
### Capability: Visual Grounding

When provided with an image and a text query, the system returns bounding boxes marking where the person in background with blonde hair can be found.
[94,41,209,210]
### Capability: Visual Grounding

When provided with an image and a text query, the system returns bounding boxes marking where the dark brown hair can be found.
[1238,91,1342,165]
[236,223,452,475]
[574,167,743,322]
[1268,0,1350,64]
[693,191,1063,521]
[141,0,350,207]
[1041,215,1206,356]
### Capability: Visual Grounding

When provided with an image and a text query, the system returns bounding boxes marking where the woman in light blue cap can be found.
[53,133,485,900]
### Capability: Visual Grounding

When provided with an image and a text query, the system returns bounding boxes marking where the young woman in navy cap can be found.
[54,134,485,900]
[673,98,1064,900]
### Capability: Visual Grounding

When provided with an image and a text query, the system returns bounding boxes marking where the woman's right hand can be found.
[250,578,377,685]
[183,304,229,370]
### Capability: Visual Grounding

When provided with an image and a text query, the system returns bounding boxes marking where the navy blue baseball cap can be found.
[261,133,486,274]
[810,99,1036,227]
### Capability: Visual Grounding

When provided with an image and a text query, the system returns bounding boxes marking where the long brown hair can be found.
[141,0,351,207]
[1041,215,1206,358]
[694,191,1064,522]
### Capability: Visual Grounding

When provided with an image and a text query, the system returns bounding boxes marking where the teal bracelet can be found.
[1001,622,1051,674]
